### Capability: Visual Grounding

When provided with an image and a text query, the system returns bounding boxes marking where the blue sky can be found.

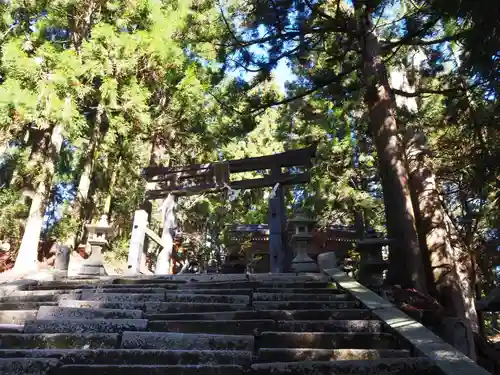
[228,50,294,93]
[273,59,294,92]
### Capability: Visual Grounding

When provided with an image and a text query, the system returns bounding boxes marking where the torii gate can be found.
[127,144,317,275]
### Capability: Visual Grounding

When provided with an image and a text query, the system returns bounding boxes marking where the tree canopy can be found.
[0,0,499,357]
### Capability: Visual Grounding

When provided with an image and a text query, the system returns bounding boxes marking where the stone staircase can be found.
[0,272,481,374]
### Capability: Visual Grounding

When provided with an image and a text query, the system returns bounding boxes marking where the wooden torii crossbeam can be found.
[130,144,317,274]
[142,144,317,199]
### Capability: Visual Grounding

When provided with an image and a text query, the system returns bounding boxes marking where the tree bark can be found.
[63,130,98,249]
[103,156,121,220]
[0,140,13,188]
[357,6,427,291]
[406,129,478,358]
[14,124,63,272]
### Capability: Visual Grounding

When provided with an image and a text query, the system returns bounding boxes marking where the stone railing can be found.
[322,267,491,375]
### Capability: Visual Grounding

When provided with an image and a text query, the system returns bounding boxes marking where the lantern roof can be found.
[289,211,316,224]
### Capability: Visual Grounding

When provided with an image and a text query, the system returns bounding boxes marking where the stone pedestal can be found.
[292,242,318,273]
[317,252,337,271]
[78,243,107,276]
[289,212,319,273]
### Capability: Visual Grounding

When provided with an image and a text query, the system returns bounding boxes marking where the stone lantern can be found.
[79,215,113,276]
[289,211,319,273]
[356,237,393,287]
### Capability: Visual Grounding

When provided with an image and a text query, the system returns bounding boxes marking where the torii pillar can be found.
[268,167,289,273]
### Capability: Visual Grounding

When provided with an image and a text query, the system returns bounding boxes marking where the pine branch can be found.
[227,43,303,73]
[250,63,361,112]
[304,0,336,21]
[392,83,480,97]
[380,16,441,50]
[221,28,337,49]
[217,2,351,50]
[217,1,245,48]
[270,0,284,34]
[383,31,467,48]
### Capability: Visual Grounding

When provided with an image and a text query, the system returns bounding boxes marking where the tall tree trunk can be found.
[6,129,32,192]
[406,129,478,358]
[102,157,121,220]
[147,132,168,192]
[64,127,98,249]
[14,124,63,272]
[356,5,427,291]
[388,49,479,356]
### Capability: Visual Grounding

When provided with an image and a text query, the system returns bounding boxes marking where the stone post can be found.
[127,209,149,275]
[156,194,176,274]
[54,244,70,277]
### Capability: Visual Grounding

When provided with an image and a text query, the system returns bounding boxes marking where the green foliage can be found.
[45,206,79,242]
[0,0,498,291]
[0,189,27,251]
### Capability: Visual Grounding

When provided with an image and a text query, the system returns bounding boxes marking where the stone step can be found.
[256,282,333,289]
[92,287,166,294]
[147,309,373,321]
[0,333,119,349]
[80,293,165,302]
[82,284,253,293]
[113,278,196,285]
[144,302,250,315]
[0,358,60,374]
[80,288,253,295]
[0,301,58,310]
[253,293,350,302]
[158,281,333,290]
[148,320,276,335]
[121,331,254,350]
[253,301,359,310]
[28,283,179,291]
[37,306,144,320]
[254,288,343,294]
[0,290,81,302]
[257,348,412,362]
[174,281,333,290]
[167,289,254,295]
[25,279,113,290]
[26,284,96,291]
[24,319,149,333]
[257,332,397,349]
[177,282,260,289]
[59,300,249,313]
[276,320,382,333]
[0,310,37,324]
[118,274,249,283]
[251,358,437,375]
[163,294,250,304]
[25,279,336,290]
[96,284,181,290]
[0,323,24,333]
[0,349,253,365]
[55,364,245,375]
[249,273,329,282]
